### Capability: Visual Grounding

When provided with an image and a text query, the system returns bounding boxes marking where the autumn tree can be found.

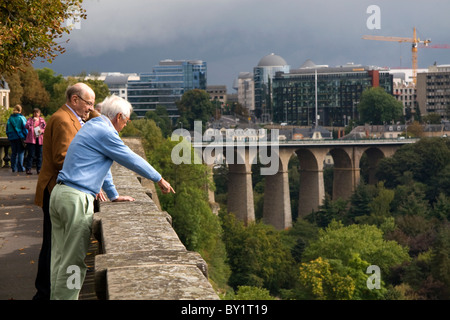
[3,63,49,114]
[0,0,86,76]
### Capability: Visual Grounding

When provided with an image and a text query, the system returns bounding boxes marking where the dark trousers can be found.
[33,187,51,300]
[25,141,43,172]
[10,139,25,172]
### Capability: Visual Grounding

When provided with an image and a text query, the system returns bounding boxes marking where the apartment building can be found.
[417,64,450,118]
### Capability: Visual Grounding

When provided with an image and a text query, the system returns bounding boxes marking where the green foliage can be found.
[145,105,172,137]
[348,183,377,222]
[431,226,450,294]
[355,182,395,227]
[377,138,450,206]
[36,68,64,97]
[296,256,370,300]
[303,221,410,275]
[176,89,215,131]
[358,87,403,125]
[220,212,297,295]
[305,195,348,228]
[294,221,410,299]
[0,107,12,137]
[33,71,111,115]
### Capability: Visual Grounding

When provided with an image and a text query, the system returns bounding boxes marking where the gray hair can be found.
[101,95,133,121]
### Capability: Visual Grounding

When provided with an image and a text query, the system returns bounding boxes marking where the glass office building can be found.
[272,63,393,126]
[127,59,207,118]
[253,53,290,121]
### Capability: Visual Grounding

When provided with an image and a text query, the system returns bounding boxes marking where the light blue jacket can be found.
[57,115,162,200]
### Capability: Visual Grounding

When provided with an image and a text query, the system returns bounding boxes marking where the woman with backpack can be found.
[6,104,28,173]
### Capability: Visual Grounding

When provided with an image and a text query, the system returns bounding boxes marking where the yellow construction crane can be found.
[362,27,431,84]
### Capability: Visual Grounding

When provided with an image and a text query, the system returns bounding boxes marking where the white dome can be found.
[257,53,288,67]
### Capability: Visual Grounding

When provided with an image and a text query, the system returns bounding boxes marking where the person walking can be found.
[6,104,27,173]
[24,108,46,175]
[49,94,174,300]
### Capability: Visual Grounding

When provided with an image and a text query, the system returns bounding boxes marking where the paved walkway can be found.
[0,168,97,300]
[0,168,41,300]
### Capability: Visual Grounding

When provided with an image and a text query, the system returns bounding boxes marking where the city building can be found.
[272,61,393,126]
[233,72,255,115]
[253,53,290,121]
[103,72,139,101]
[416,64,450,118]
[206,85,227,105]
[207,85,227,120]
[390,68,426,120]
[393,80,416,118]
[127,59,207,118]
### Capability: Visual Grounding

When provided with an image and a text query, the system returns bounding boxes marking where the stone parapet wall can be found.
[92,138,219,300]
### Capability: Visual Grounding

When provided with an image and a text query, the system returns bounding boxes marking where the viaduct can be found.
[194,138,418,230]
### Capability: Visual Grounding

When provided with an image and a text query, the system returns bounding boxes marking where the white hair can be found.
[101,95,133,120]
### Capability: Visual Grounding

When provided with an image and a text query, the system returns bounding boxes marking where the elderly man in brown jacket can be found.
[33,83,97,300]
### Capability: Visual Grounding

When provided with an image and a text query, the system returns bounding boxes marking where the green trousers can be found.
[49,183,94,300]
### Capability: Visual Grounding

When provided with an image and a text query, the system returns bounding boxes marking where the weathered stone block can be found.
[105,265,219,300]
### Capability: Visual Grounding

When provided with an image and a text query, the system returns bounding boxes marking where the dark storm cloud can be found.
[38,0,450,88]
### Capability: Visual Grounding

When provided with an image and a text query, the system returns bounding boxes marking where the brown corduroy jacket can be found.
[34,105,82,207]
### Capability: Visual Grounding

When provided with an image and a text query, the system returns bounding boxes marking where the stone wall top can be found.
[92,137,219,300]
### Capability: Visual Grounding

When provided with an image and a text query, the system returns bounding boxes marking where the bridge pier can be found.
[262,149,294,230]
[226,147,258,225]
[199,139,414,229]
[330,147,360,201]
[227,163,254,225]
[297,149,327,218]
[333,167,360,200]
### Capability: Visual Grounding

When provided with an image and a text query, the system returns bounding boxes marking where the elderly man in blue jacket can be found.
[49,95,175,300]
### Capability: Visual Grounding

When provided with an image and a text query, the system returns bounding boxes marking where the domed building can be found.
[254,53,290,121]
[257,53,288,67]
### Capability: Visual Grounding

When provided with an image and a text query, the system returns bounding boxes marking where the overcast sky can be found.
[36,0,450,90]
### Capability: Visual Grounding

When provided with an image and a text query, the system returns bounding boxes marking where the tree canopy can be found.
[3,63,49,114]
[0,0,86,76]
[358,87,404,125]
[176,89,215,131]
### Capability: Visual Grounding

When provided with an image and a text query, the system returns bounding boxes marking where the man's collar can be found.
[65,104,84,126]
